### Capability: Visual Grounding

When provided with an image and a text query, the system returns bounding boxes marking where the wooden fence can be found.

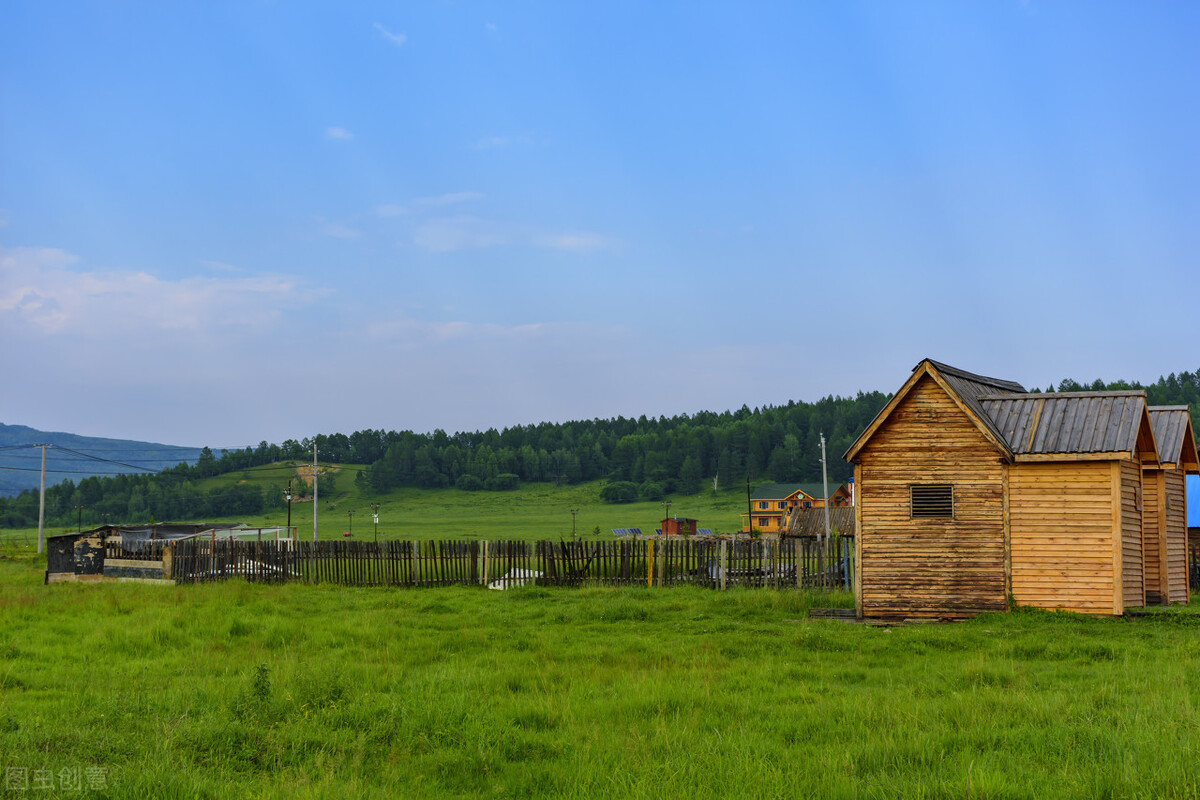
[169,536,854,591]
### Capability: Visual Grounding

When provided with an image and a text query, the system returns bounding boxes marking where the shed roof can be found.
[980,392,1153,456]
[1148,406,1200,472]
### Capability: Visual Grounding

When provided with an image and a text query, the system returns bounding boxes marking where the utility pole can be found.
[746,474,752,535]
[820,432,831,542]
[285,480,293,537]
[313,442,319,543]
[570,508,578,539]
[75,504,83,532]
[371,503,380,544]
[37,444,48,553]
[347,509,354,537]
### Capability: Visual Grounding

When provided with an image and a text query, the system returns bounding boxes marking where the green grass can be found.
[1,468,753,544]
[2,550,1200,798]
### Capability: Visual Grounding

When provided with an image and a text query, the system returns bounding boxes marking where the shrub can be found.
[600,481,638,503]
[484,473,520,491]
[639,480,665,501]
[455,474,484,491]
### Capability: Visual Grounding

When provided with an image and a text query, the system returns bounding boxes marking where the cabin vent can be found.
[911,485,954,519]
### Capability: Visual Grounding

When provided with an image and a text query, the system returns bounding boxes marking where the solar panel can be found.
[611,528,643,537]
[697,528,714,536]
[654,528,662,535]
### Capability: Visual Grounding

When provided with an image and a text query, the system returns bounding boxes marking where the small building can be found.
[1144,407,1198,604]
[660,517,699,536]
[741,482,851,534]
[845,359,1189,618]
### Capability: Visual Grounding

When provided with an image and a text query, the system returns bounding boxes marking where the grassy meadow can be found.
[2,548,1200,799]
[0,465,753,545]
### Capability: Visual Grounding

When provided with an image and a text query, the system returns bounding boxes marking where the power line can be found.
[51,445,157,473]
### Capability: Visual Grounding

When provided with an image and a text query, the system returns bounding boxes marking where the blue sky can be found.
[1,2,1197,447]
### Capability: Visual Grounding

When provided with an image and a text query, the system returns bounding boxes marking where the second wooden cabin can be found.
[845,359,1198,618]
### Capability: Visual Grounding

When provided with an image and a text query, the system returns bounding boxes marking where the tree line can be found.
[2,368,1196,528]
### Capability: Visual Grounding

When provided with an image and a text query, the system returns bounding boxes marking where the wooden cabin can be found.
[845,359,1172,618]
[660,517,699,536]
[1144,407,1199,604]
[741,482,850,533]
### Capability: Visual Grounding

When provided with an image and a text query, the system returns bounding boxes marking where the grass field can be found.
[2,550,1200,799]
[1,467,756,544]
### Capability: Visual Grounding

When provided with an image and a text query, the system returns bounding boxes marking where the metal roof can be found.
[750,483,811,500]
[980,391,1148,455]
[750,482,844,500]
[1148,406,1194,463]
[925,360,1027,453]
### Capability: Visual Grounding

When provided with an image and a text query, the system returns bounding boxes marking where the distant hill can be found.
[0,423,203,497]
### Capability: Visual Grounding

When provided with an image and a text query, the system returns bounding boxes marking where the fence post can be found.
[647,539,654,588]
[480,540,488,586]
[657,538,666,587]
[719,540,727,590]
[162,543,173,581]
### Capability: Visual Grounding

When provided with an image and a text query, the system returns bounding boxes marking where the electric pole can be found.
[285,480,293,536]
[820,432,831,542]
[37,444,47,553]
[313,442,319,543]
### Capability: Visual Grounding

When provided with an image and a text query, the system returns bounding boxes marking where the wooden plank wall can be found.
[1142,468,1164,604]
[1120,460,1145,609]
[1164,469,1190,603]
[857,375,1007,617]
[1009,461,1116,614]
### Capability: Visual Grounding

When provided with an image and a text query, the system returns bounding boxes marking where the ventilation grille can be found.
[911,485,954,519]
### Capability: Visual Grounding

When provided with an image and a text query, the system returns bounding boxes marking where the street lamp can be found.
[371,503,381,544]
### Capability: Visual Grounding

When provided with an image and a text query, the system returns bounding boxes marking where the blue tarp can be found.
[1189,474,1200,527]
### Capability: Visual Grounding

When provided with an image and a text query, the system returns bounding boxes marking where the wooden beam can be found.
[1157,469,1168,607]
[854,462,863,619]
[1111,461,1123,615]
[1014,452,1131,463]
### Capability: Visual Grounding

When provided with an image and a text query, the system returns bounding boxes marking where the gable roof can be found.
[1148,406,1200,472]
[844,359,1024,463]
[749,482,846,501]
[845,358,1163,464]
[981,392,1155,457]
[750,483,810,501]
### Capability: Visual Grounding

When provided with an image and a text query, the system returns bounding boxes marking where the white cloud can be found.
[473,134,534,150]
[374,23,407,48]
[365,317,548,347]
[318,220,362,240]
[326,126,354,141]
[531,232,618,252]
[414,191,484,207]
[199,259,240,273]
[413,216,510,252]
[376,204,409,218]
[0,245,321,336]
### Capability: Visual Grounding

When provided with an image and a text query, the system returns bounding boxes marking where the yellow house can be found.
[740,482,849,533]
